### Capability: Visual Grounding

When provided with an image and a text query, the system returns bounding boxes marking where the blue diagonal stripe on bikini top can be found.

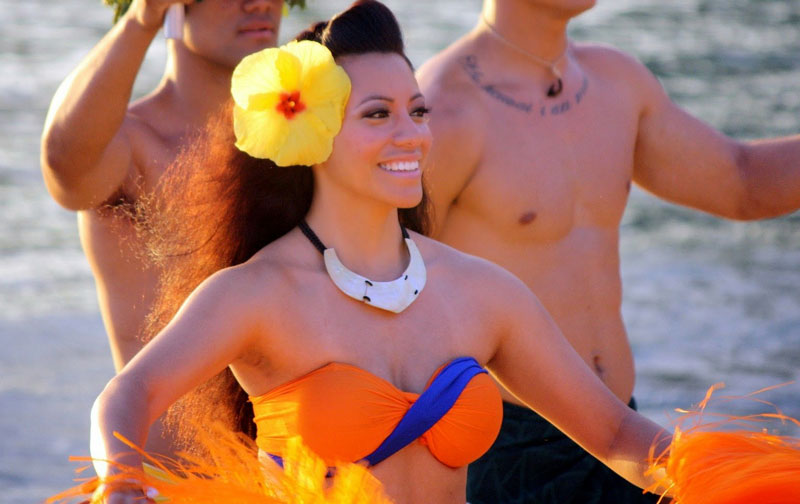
[362,356,487,467]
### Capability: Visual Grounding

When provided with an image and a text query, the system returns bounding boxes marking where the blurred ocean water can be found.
[0,0,798,502]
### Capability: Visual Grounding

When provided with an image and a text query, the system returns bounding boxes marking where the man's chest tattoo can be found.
[460,55,589,117]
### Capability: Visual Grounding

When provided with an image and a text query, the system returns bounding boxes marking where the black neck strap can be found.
[298,220,326,254]
[298,220,410,255]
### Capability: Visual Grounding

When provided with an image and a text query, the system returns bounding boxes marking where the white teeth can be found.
[379,161,420,172]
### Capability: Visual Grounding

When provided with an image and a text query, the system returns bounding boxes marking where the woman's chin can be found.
[384,190,424,211]
[369,179,424,210]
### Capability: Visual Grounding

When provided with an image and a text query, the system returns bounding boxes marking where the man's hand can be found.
[126,0,195,32]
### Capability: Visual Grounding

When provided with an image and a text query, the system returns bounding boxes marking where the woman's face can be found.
[320,52,432,209]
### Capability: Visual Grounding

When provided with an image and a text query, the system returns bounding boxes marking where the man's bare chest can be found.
[455,98,638,241]
[447,54,646,237]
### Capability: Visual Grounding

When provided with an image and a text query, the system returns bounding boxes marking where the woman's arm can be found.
[89,265,264,479]
[483,268,670,491]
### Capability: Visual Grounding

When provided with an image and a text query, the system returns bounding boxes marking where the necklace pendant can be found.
[323,238,426,313]
[298,220,427,314]
[547,78,564,98]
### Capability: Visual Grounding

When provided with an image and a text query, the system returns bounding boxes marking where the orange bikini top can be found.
[250,357,503,468]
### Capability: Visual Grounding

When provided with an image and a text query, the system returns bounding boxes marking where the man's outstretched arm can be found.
[632,58,800,220]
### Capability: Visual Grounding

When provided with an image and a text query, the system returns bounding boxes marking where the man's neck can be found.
[158,41,234,126]
[480,0,588,63]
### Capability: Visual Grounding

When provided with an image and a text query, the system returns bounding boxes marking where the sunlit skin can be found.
[417,0,800,410]
[89,52,670,504]
[40,0,284,457]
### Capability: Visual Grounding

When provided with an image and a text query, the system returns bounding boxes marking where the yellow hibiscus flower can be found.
[231,40,351,167]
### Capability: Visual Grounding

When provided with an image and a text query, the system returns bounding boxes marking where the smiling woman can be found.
[132,1,434,462]
[67,1,444,501]
[316,52,430,212]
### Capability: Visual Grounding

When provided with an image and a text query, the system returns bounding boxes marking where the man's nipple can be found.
[518,211,538,225]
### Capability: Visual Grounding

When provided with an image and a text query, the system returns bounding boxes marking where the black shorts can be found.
[466,399,663,504]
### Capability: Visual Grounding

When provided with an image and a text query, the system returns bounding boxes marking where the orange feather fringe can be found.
[647,384,800,504]
[48,424,393,503]
[52,385,800,503]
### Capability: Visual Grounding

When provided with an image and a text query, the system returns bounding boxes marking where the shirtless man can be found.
[40,0,284,455]
[417,0,800,502]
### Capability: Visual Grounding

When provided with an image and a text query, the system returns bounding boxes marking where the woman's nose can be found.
[393,116,430,149]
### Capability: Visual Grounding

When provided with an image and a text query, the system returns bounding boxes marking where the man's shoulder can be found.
[418,45,490,144]
[418,34,485,109]
[417,37,469,85]
[123,88,198,179]
[573,42,639,68]
[126,90,179,141]
[573,42,658,88]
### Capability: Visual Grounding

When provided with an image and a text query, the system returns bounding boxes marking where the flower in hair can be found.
[231,40,351,167]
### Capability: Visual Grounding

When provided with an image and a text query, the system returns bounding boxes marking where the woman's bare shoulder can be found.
[206,229,322,310]
[413,233,534,301]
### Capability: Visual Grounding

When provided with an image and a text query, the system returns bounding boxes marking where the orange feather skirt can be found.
[50,386,800,503]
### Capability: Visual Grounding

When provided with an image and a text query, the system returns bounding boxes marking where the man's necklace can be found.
[480,16,568,98]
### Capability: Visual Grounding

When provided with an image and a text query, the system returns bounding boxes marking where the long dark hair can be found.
[138,0,430,452]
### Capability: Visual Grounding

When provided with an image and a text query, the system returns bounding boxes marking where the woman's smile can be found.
[378,159,421,176]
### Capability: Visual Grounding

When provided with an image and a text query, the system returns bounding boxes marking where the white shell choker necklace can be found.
[299,220,426,313]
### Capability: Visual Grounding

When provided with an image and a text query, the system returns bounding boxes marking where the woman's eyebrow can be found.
[358,95,394,105]
[357,93,425,106]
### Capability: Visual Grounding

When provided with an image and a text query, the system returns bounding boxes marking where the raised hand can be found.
[125,0,195,32]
